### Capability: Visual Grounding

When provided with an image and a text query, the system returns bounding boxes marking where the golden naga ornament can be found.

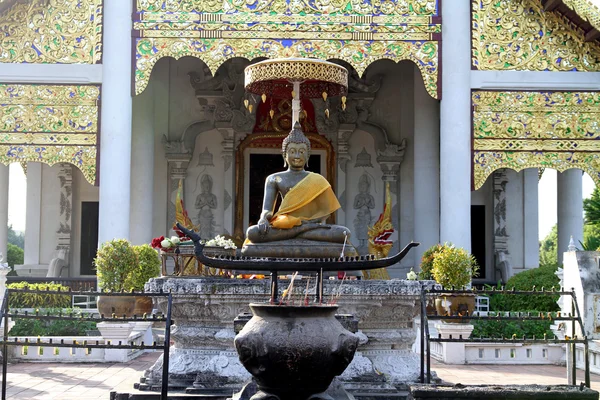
[364,182,394,280]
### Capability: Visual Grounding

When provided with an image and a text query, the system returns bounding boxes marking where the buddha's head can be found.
[282,122,311,170]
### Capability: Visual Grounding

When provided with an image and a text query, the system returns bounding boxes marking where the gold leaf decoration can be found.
[472,0,600,71]
[0,84,100,185]
[133,1,441,98]
[472,91,600,189]
[0,0,103,64]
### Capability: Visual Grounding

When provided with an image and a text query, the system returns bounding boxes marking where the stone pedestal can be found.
[97,322,134,362]
[434,323,474,364]
[141,277,435,393]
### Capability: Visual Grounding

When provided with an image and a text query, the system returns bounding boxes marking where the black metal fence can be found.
[0,288,173,400]
[419,287,590,387]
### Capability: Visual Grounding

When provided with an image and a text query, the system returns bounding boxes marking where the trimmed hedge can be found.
[9,308,96,336]
[7,282,71,309]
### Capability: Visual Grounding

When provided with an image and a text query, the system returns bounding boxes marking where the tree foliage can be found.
[584,187,600,226]
[7,243,23,267]
[7,225,24,249]
[539,224,558,267]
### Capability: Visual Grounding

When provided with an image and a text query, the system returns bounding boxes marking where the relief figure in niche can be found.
[353,174,375,251]
[195,174,217,240]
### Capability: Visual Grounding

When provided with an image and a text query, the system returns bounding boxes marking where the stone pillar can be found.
[337,125,354,227]
[218,124,235,235]
[130,79,155,245]
[413,68,440,268]
[493,170,510,281]
[440,0,471,251]
[0,165,8,261]
[56,164,73,272]
[24,162,42,264]
[377,143,406,271]
[557,169,583,264]
[98,0,133,244]
[523,169,539,269]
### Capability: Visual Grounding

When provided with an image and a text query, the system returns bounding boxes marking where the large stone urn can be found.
[235,304,358,400]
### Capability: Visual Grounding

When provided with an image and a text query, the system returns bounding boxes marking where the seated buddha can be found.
[242,122,355,258]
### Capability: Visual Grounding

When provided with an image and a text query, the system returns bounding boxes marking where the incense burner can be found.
[235,304,358,400]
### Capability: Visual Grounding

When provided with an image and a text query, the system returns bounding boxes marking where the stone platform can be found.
[140,277,436,395]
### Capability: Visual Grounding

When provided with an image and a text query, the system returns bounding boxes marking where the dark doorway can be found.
[80,202,99,276]
[248,153,321,226]
[471,205,486,279]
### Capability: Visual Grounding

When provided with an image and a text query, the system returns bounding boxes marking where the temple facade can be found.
[1,0,600,279]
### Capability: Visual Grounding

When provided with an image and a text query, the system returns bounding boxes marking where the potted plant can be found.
[418,243,448,280]
[129,244,161,316]
[94,239,137,317]
[430,244,479,321]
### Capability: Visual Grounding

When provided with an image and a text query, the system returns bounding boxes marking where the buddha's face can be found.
[285,142,309,170]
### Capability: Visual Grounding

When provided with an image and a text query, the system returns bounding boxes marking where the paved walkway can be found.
[1,353,600,399]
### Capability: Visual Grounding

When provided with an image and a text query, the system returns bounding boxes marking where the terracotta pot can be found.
[133,296,154,317]
[97,295,136,318]
[235,304,358,400]
[434,293,476,323]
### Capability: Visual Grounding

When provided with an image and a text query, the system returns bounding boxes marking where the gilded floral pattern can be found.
[133,0,440,98]
[563,0,600,32]
[0,0,103,64]
[473,91,600,189]
[0,85,100,185]
[472,0,600,71]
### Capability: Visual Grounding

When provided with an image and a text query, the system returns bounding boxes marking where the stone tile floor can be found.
[1,352,600,399]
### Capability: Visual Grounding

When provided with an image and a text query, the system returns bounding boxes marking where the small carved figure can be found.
[353,174,375,249]
[195,174,217,240]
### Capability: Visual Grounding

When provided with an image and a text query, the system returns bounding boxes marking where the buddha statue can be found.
[242,122,356,258]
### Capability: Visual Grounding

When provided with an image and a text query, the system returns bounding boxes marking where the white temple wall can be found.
[168,57,207,142]
[185,130,226,239]
[71,167,99,276]
[151,58,170,238]
[347,130,383,255]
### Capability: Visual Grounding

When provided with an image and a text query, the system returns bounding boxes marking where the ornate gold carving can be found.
[472,0,600,71]
[562,0,600,32]
[136,0,438,15]
[474,151,600,189]
[134,0,440,98]
[0,84,99,185]
[0,0,103,64]
[134,37,439,98]
[472,90,600,189]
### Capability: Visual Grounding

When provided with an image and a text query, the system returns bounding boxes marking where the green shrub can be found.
[9,308,96,336]
[129,244,161,291]
[418,244,447,280]
[431,245,479,289]
[6,243,23,267]
[94,239,137,291]
[6,282,71,309]
[489,264,560,312]
[472,316,554,339]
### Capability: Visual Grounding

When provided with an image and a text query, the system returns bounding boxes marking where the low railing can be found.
[419,287,590,387]
[1,288,174,400]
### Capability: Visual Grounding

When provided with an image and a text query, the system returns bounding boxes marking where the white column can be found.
[24,162,42,264]
[130,80,155,245]
[440,1,471,251]
[0,165,8,260]
[98,0,134,244]
[413,67,440,267]
[557,169,583,263]
[523,169,539,268]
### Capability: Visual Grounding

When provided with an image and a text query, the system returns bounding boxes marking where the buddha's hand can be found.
[257,212,272,236]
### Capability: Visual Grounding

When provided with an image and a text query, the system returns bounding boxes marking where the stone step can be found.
[353,391,409,400]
